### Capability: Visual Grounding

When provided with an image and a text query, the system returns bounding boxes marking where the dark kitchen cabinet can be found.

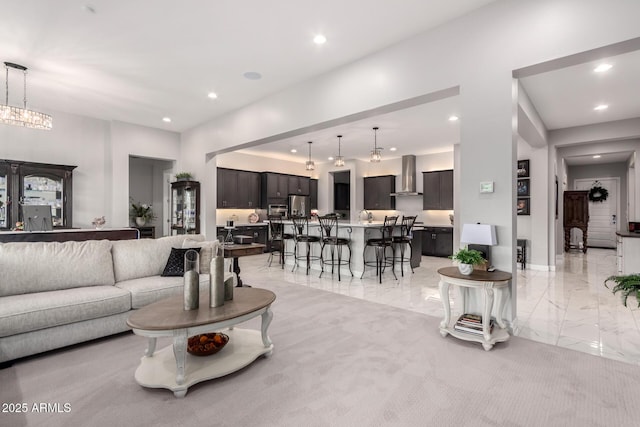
[422,227,453,258]
[423,170,453,210]
[363,175,396,210]
[310,179,318,210]
[0,159,76,230]
[217,168,260,209]
[288,175,310,195]
[261,172,289,207]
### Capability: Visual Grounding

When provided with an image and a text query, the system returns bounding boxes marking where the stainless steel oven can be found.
[268,204,288,219]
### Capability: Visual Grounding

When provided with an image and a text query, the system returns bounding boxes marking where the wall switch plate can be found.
[480,181,494,193]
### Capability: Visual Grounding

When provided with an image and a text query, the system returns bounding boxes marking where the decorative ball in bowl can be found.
[187,332,229,356]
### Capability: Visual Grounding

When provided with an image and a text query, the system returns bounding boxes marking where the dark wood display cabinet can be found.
[363,175,396,210]
[423,170,453,210]
[0,159,76,230]
[422,227,453,258]
[171,180,200,235]
[563,190,589,253]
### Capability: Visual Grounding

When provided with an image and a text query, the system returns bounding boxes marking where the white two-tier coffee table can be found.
[126,287,275,397]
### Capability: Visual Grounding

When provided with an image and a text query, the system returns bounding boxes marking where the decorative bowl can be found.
[187,332,229,356]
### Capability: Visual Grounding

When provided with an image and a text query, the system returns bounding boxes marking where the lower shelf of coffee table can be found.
[134,328,272,396]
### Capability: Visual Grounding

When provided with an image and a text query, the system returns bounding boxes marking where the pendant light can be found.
[305,141,315,171]
[1,62,52,130]
[334,135,345,167]
[370,127,382,162]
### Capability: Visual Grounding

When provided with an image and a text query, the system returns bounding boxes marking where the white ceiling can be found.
[3,1,638,167]
[0,0,494,133]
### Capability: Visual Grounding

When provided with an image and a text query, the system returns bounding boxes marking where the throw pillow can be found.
[161,247,202,277]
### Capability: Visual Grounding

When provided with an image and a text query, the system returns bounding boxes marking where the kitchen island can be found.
[279,220,422,277]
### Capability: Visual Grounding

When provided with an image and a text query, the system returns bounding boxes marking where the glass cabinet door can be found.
[22,175,64,227]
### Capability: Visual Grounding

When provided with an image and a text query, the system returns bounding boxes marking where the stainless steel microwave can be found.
[268,204,288,218]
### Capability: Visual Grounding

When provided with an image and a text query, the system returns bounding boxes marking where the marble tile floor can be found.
[239,248,640,365]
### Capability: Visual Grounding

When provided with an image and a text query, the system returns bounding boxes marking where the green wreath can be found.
[588,185,608,203]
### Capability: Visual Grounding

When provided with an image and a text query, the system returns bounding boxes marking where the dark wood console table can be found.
[0,228,139,243]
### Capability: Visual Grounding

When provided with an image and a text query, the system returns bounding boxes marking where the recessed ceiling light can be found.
[328,156,334,161]
[162,117,171,123]
[594,63,612,73]
[594,104,608,111]
[207,92,218,99]
[593,155,602,159]
[243,71,262,80]
[448,115,459,122]
[290,149,297,153]
[389,147,397,152]
[313,34,327,45]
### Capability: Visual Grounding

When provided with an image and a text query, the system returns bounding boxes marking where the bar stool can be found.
[267,214,294,268]
[361,215,398,283]
[318,214,353,281]
[291,216,321,275]
[389,215,417,277]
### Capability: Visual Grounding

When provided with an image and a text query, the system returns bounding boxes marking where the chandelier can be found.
[334,135,345,167]
[1,62,52,130]
[305,141,315,171]
[370,127,382,162]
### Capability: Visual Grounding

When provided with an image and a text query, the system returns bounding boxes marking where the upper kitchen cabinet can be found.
[261,172,289,207]
[363,175,396,210]
[423,170,453,210]
[288,175,310,195]
[217,168,260,209]
[0,159,76,230]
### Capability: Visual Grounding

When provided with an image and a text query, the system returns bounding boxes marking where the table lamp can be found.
[460,223,498,269]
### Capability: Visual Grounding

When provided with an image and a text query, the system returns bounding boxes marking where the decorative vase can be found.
[458,263,474,275]
[135,217,146,227]
[183,250,200,310]
[210,245,225,308]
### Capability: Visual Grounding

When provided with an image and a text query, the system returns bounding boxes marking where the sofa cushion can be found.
[0,240,115,297]
[161,247,201,277]
[116,274,207,309]
[0,286,131,337]
[182,239,221,274]
[111,234,205,282]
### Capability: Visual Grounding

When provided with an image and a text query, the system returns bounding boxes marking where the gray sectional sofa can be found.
[0,234,234,363]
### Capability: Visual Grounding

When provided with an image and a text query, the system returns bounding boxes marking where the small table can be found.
[127,287,275,397]
[223,243,266,287]
[437,267,511,351]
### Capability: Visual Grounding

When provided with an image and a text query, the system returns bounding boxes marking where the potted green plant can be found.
[175,172,193,181]
[604,274,640,307]
[130,199,156,226]
[450,248,486,275]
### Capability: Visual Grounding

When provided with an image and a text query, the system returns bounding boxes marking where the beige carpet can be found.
[1,280,639,427]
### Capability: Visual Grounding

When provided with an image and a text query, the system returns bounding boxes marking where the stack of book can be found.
[453,313,494,335]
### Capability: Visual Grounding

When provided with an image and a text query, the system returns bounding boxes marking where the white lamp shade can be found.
[460,223,497,246]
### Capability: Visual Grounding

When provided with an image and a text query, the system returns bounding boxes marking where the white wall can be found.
[180,0,640,324]
[0,110,181,228]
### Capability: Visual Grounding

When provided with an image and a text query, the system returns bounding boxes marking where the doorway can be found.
[332,171,350,219]
[574,177,619,248]
[129,156,174,237]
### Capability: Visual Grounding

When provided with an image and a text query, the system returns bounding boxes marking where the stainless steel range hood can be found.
[391,155,422,196]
